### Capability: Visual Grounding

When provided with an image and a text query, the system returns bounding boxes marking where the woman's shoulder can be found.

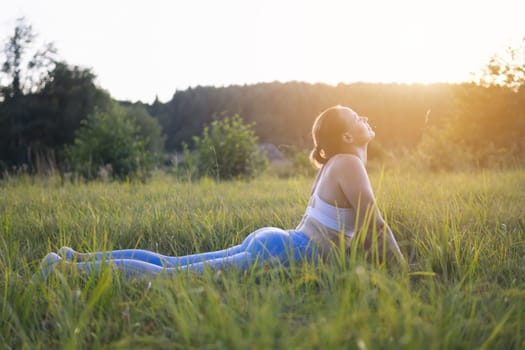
[329,153,364,169]
[324,153,367,179]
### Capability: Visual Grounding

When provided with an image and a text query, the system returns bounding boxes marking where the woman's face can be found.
[340,107,375,144]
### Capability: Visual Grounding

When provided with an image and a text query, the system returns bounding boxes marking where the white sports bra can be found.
[304,192,356,237]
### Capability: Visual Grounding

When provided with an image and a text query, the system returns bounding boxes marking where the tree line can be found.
[131,79,525,170]
[142,82,456,151]
[1,19,524,176]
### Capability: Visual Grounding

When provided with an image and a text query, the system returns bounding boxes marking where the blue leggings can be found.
[51,228,318,278]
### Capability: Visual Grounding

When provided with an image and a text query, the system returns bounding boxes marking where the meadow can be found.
[1,168,524,349]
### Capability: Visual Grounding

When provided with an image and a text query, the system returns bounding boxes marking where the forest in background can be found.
[142,80,525,170]
[1,19,524,176]
[137,81,455,151]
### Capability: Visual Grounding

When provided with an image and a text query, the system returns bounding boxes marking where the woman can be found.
[36,106,405,279]
[297,105,405,263]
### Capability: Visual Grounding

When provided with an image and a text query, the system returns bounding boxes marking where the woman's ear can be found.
[342,132,353,144]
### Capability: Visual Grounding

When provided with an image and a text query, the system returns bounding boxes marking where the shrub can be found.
[65,105,156,181]
[417,122,525,171]
[417,125,475,171]
[290,149,316,177]
[191,114,268,180]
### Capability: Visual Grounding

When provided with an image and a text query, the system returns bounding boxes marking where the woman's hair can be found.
[309,106,348,169]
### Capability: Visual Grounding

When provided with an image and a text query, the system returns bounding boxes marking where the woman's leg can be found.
[32,253,62,281]
[58,245,246,267]
[58,228,270,266]
[38,228,317,280]
[44,251,254,279]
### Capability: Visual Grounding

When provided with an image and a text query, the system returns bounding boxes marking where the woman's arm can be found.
[334,155,405,265]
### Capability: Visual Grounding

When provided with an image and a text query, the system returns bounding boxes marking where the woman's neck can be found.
[345,144,368,164]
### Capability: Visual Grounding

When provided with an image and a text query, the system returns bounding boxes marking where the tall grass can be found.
[1,169,524,349]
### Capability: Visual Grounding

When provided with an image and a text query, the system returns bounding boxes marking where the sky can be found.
[1,0,525,103]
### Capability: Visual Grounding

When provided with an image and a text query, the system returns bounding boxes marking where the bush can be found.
[416,123,525,171]
[191,114,268,180]
[417,125,473,171]
[290,149,316,177]
[65,105,156,181]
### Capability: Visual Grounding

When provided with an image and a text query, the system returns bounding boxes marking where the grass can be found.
[1,169,524,349]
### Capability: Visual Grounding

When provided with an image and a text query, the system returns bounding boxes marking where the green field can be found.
[1,169,524,349]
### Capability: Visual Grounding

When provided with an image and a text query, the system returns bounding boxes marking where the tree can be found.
[477,37,525,92]
[38,62,112,147]
[1,17,56,100]
[462,37,525,155]
[418,38,525,170]
[0,18,57,169]
[0,61,112,171]
[0,18,114,172]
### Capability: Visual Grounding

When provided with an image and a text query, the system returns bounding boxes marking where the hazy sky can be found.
[1,0,524,103]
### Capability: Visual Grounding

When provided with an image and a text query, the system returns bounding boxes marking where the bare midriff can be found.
[296,215,353,259]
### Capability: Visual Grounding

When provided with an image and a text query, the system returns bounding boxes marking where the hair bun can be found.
[309,146,327,169]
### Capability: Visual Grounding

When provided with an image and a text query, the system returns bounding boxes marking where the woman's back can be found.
[296,154,366,257]
[313,154,358,209]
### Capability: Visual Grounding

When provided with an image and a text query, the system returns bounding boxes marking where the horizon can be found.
[118,80,469,104]
[2,0,525,103]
